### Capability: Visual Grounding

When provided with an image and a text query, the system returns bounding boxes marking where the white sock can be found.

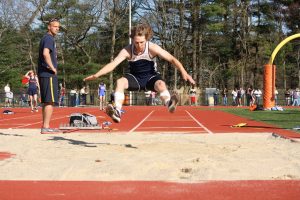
[160,90,171,106]
[114,91,124,110]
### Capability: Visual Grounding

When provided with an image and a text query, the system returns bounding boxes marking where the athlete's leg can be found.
[42,103,53,128]
[99,96,102,110]
[102,95,105,109]
[154,80,178,113]
[100,95,105,110]
[33,94,38,111]
[29,95,34,111]
[106,77,128,123]
[154,80,170,105]
[114,77,128,110]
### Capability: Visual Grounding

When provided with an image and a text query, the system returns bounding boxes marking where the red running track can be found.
[0,106,299,138]
[1,180,300,200]
[1,106,300,200]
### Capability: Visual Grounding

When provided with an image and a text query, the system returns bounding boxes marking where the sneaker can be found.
[34,107,38,112]
[167,94,179,113]
[41,128,61,134]
[106,104,121,123]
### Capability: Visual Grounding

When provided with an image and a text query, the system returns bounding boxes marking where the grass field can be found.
[199,107,300,132]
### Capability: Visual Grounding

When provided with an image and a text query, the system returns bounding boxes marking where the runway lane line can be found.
[128,111,154,133]
[185,110,213,134]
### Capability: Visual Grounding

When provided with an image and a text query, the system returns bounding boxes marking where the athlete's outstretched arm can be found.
[84,48,130,81]
[150,43,195,85]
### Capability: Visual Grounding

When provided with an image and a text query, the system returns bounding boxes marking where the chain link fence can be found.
[0,89,294,107]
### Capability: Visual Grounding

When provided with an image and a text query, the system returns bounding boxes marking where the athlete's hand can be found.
[83,74,97,82]
[47,66,57,75]
[182,73,196,85]
[52,68,57,75]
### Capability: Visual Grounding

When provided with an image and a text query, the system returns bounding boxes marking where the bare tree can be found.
[40,0,105,64]
[102,0,131,92]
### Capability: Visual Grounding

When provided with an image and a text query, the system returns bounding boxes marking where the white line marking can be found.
[137,127,203,129]
[185,110,213,134]
[128,111,154,133]
[13,116,67,128]
[0,115,40,122]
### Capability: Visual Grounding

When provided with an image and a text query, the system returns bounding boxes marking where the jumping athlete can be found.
[84,23,195,123]
[24,70,40,112]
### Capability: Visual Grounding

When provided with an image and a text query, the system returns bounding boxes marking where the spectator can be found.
[236,88,242,106]
[274,88,279,106]
[246,86,253,106]
[284,89,291,106]
[231,88,237,106]
[240,87,245,105]
[80,86,87,105]
[20,92,28,107]
[145,90,151,105]
[75,89,80,107]
[292,88,300,106]
[7,91,13,107]
[98,82,106,110]
[69,88,77,107]
[189,86,197,106]
[221,88,228,106]
[59,83,66,107]
[25,70,40,112]
[213,89,219,105]
[4,84,11,107]
[253,88,262,106]
[151,91,157,105]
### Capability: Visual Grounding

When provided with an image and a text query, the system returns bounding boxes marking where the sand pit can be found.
[0,129,300,182]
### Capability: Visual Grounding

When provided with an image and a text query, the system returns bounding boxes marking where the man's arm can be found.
[24,70,31,78]
[150,43,195,85]
[84,47,130,81]
[43,48,57,75]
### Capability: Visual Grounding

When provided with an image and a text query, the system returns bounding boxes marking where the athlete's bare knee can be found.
[155,80,167,92]
[115,77,128,91]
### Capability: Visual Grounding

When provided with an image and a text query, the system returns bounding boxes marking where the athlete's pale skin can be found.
[84,35,195,105]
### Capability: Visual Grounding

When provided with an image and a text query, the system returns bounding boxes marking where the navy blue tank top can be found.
[128,42,158,78]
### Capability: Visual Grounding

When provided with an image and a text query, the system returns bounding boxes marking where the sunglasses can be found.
[48,18,59,24]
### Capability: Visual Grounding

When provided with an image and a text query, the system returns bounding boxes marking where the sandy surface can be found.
[0,129,300,182]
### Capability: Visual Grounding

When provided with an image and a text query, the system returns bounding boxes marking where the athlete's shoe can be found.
[167,94,179,113]
[106,104,121,123]
[41,128,61,134]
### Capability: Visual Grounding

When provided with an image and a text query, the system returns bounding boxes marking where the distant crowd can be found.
[3,83,300,108]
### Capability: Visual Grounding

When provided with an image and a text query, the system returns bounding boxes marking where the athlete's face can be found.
[48,21,60,36]
[133,35,147,53]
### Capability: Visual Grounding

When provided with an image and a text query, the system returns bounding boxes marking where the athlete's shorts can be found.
[28,88,38,96]
[38,76,58,104]
[124,73,162,91]
[190,96,196,103]
[99,91,105,97]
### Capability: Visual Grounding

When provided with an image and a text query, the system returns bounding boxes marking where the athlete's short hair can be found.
[130,23,153,41]
[48,18,59,25]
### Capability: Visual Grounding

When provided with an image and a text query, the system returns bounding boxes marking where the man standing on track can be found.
[84,22,195,123]
[37,18,60,134]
